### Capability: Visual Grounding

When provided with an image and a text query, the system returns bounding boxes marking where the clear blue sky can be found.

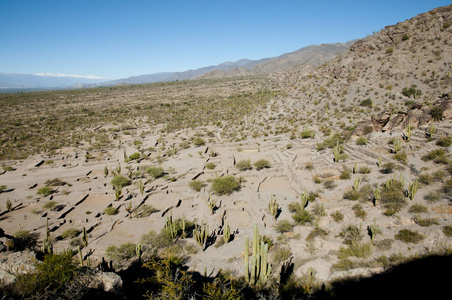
[0,0,450,79]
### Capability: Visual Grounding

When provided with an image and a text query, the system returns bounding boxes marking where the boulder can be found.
[371,110,391,131]
[90,271,123,294]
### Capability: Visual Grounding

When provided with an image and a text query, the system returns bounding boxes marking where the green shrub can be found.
[331,211,344,223]
[431,107,444,121]
[381,180,406,216]
[61,228,80,239]
[340,167,351,180]
[393,150,408,165]
[253,159,271,170]
[271,246,292,264]
[193,137,206,147]
[111,175,130,188]
[381,162,395,174]
[45,178,66,186]
[358,166,372,174]
[424,190,441,203]
[205,162,216,170]
[11,252,80,299]
[323,179,336,190]
[210,175,240,195]
[356,137,369,145]
[235,159,252,171]
[37,187,54,197]
[13,230,39,250]
[395,229,425,244]
[316,133,344,151]
[133,204,159,218]
[402,85,422,98]
[408,204,428,214]
[289,202,313,225]
[306,227,328,241]
[443,225,452,237]
[338,241,373,259]
[343,189,360,200]
[359,99,373,108]
[128,152,140,160]
[422,148,446,161]
[436,136,452,147]
[352,203,367,220]
[274,219,294,234]
[42,200,57,210]
[414,216,439,227]
[104,206,118,215]
[106,242,136,262]
[146,166,165,178]
[189,180,205,192]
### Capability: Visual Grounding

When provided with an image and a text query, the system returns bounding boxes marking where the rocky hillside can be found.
[274,4,452,132]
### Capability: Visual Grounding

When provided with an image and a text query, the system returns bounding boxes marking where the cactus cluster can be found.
[407,179,418,200]
[333,141,341,162]
[42,218,53,255]
[193,220,209,250]
[164,211,178,240]
[367,218,380,242]
[244,224,271,286]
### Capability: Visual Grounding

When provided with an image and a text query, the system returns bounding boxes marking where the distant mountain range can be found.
[0,73,107,91]
[0,39,359,91]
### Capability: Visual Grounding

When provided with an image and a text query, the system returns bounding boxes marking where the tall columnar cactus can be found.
[78,246,84,266]
[353,162,357,174]
[181,215,187,238]
[42,219,53,255]
[367,218,380,242]
[164,211,178,240]
[373,186,381,206]
[429,120,436,138]
[244,224,271,286]
[193,220,209,250]
[82,226,88,248]
[333,141,341,162]
[268,195,279,220]
[223,223,231,243]
[393,138,402,153]
[135,179,145,196]
[136,243,142,260]
[405,119,412,141]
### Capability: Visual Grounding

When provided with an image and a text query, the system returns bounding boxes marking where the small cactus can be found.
[268,195,279,220]
[223,223,231,243]
[205,193,216,214]
[353,175,362,190]
[6,198,12,211]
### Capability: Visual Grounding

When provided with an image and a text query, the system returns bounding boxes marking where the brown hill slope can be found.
[274,5,452,133]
